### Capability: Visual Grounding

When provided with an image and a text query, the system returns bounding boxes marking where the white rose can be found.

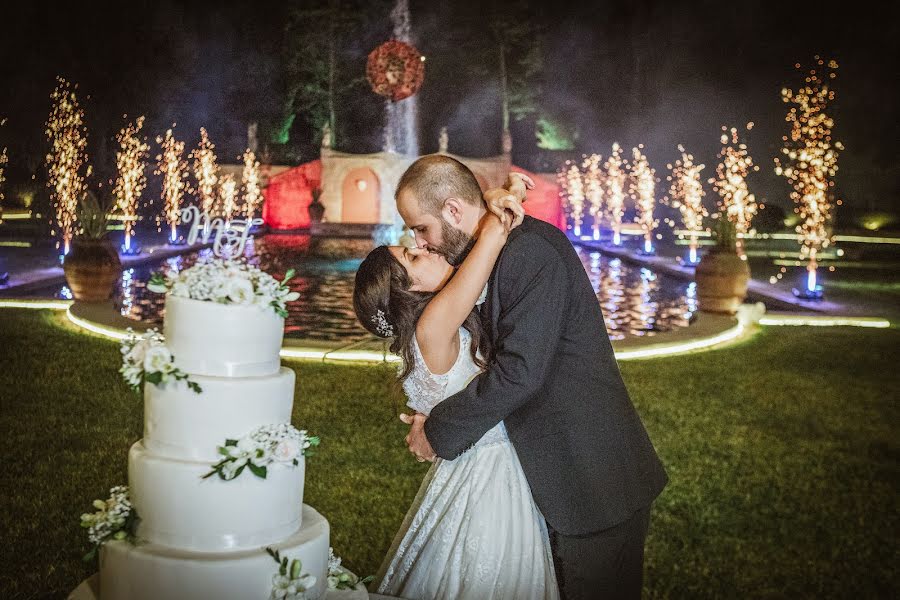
[227,278,255,304]
[143,345,173,373]
[273,439,301,463]
[126,340,148,365]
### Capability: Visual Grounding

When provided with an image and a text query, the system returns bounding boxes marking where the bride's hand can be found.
[484,189,525,229]
[505,172,535,202]
[480,203,516,240]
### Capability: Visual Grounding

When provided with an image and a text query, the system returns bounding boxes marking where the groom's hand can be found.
[400,412,437,463]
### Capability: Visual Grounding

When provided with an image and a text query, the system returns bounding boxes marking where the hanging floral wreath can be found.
[366,40,425,102]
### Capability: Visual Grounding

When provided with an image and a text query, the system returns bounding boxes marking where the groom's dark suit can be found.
[424,216,668,599]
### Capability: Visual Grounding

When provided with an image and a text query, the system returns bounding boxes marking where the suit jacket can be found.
[424,216,668,536]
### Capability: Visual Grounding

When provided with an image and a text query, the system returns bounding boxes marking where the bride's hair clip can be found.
[371,309,395,338]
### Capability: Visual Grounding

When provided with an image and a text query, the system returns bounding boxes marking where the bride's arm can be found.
[415,175,531,371]
[416,211,510,355]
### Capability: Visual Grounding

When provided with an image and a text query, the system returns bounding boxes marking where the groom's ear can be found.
[441,198,465,226]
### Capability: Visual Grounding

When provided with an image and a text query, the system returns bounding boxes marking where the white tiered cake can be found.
[96,294,337,600]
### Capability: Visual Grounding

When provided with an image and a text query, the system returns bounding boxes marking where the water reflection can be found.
[575,248,692,341]
[46,235,692,342]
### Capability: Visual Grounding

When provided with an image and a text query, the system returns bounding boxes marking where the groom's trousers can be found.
[547,504,651,600]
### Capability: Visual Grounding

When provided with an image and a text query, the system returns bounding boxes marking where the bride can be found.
[352,174,559,600]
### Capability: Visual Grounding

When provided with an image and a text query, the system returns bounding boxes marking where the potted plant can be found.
[694,216,750,315]
[63,191,122,302]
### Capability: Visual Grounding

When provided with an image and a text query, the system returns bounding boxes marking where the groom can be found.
[396,155,668,600]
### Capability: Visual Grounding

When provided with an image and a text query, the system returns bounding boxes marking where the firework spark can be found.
[710,124,759,258]
[155,127,188,242]
[220,174,238,224]
[604,143,627,245]
[45,77,90,254]
[774,57,841,293]
[629,145,658,253]
[0,118,7,218]
[191,128,218,214]
[666,145,708,263]
[561,161,585,236]
[582,154,605,240]
[241,148,262,219]
[114,115,149,251]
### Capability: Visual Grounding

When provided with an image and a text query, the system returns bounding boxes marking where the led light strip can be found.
[614,322,747,360]
[759,315,891,328]
[65,307,133,340]
[0,299,72,310]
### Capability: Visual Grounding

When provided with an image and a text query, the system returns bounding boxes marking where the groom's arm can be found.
[423,232,568,459]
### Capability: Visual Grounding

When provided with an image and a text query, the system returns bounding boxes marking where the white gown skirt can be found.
[375,439,559,600]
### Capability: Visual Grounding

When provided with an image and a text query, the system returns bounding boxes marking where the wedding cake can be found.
[84,258,366,600]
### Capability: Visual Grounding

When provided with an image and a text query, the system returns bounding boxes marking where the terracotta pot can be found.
[63,237,122,302]
[694,248,750,315]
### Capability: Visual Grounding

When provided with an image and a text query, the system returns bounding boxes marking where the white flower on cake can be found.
[143,345,174,374]
[273,438,302,464]
[266,548,317,600]
[227,277,255,304]
[80,485,139,562]
[120,328,201,394]
[326,547,374,590]
[147,258,300,318]
[203,423,320,481]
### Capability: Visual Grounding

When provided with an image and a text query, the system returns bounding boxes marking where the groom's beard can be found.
[437,218,475,267]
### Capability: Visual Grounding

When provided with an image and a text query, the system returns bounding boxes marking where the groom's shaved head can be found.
[396,155,483,216]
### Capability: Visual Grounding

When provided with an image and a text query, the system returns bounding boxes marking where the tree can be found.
[278,0,373,150]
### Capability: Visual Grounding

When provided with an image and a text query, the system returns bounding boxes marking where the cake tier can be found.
[99,504,330,600]
[129,441,304,552]
[144,367,295,461]
[163,295,284,378]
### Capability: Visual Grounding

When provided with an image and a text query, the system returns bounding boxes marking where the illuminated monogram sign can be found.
[181,206,264,258]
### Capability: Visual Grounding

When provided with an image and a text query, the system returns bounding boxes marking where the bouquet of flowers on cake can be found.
[147,258,300,318]
[120,328,202,394]
[204,423,320,481]
[80,485,138,562]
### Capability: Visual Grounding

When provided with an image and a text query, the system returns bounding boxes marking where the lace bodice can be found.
[402,327,508,449]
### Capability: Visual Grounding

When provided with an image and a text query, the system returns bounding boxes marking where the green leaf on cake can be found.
[248,463,268,479]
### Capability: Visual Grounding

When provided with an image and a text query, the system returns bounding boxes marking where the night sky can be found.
[1,0,897,213]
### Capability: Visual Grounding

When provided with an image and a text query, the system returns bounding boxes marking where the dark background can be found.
[1,0,897,215]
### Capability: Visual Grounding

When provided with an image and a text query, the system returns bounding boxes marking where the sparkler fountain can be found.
[604,143,627,246]
[191,128,218,215]
[775,57,841,300]
[219,173,237,225]
[666,145,708,264]
[711,125,759,259]
[583,154,605,240]
[45,77,90,256]
[630,145,657,254]
[560,161,585,237]
[114,115,149,255]
[241,148,262,220]
[155,127,188,244]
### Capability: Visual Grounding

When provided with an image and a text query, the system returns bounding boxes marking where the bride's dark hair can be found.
[353,246,490,382]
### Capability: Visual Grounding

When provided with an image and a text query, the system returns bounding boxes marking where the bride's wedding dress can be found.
[375,327,559,600]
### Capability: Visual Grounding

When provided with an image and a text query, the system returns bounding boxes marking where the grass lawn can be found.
[0,308,897,599]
